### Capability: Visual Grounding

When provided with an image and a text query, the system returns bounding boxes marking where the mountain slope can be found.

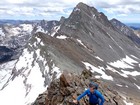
[110,18,140,46]
[0,2,140,105]
[0,20,59,48]
[0,20,59,63]
[55,3,140,101]
[134,30,140,38]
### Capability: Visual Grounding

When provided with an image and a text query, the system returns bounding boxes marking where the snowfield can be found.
[0,37,62,105]
[82,62,113,81]
[109,56,138,69]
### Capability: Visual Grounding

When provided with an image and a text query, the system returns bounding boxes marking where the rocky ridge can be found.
[33,70,139,105]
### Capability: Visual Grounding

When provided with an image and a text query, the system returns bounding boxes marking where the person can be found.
[73,82,105,105]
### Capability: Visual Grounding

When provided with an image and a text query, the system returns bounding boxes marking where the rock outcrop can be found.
[33,70,126,105]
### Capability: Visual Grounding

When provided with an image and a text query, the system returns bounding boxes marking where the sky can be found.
[0,0,140,23]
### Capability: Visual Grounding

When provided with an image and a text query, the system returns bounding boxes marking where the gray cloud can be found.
[0,1,67,18]
[95,0,140,15]
[0,0,140,21]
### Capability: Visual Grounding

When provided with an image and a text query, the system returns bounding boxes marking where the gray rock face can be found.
[1,2,140,105]
[110,18,140,46]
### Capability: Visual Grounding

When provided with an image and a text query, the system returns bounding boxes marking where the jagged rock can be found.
[60,16,66,24]
[33,70,125,105]
[60,71,74,87]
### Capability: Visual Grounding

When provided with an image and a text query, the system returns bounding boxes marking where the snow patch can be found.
[95,56,104,61]
[95,75,101,79]
[109,45,113,50]
[125,85,128,88]
[123,100,134,105]
[130,55,139,60]
[123,56,138,65]
[33,42,37,47]
[74,8,80,12]
[51,26,60,37]
[122,95,133,105]
[134,83,140,90]
[35,26,45,33]
[0,60,17,89]
[20,24,33,33]
[11,27,21,35]
[121,70,140,76]
[36,37,41,43]
[56,35,68,39]
[109,56,138,69]
[16,49,34,70]
[107,64,140,77]
[109,60,133,69]
[93,14,96,18]
[0,28,5,36]
[106,66,117,73]
[107,66,128,78]
[82,62,113,81]
[52,64,62,79]
[77,39,87,48]
[116,84,123,87]
[40,42,44,46]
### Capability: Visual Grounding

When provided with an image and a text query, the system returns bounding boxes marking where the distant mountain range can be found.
[0,20,59,63]
[126,23,140,30]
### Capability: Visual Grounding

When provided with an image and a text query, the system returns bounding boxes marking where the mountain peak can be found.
[65,2,113,30]
[76,2,87,7]
[74,2,97,14]
[110,18,124,25]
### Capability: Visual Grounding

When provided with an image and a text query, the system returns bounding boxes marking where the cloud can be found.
[94,0,140,15]
[0,0,140,22]
[0,0,79,20]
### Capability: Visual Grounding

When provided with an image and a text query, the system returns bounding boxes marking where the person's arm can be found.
[76,90,88,101]
[96,90,105,105]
